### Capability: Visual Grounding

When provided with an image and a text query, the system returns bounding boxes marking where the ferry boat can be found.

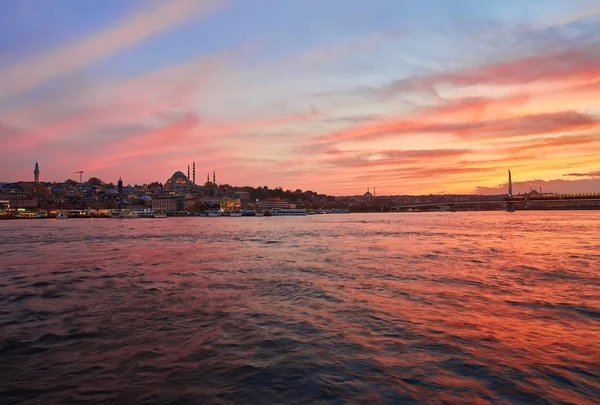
[108,210,125,218]
[125,211,139,219]
[208,211,220,217]
[255,211,265,217]
[153,211,167,218]
[229,211,243,217]
[56,211,68,219]
[136,209,154,218]
[270,208,307,216]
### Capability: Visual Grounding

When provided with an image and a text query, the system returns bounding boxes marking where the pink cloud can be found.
[86,113,201,171]
[506,134,600,153]
[374,45,600,98]
[316,109,598,144]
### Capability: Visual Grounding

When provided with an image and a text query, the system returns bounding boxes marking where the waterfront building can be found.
[183,194,197,211]
[256,198,294,210]
[152,196,178,212]
[220,198,241,212]
[152,194,185,211]
[232,189,250,201]
[7,196,38,208]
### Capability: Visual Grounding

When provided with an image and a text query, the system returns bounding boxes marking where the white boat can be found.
[125,211,139,219]
[108,210,125,218]
[229,211,243,217]
[208,212,220,217]
[56,211,68,219]
[153,211,167,218]
[255,212,265,217]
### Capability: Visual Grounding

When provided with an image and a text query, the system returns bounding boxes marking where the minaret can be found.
[34,160,39,184]
[508,169,513,197]
[213,171,216,185]
[207,173,209,185]
[187,164,190,181]
[192,162,196,185]
[118,177,123,195]
[374,187,376,197]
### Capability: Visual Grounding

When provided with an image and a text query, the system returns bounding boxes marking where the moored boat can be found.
[108,210,125,218]
[271,208,307,216]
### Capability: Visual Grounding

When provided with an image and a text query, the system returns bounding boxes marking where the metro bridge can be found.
[392,171,600,212]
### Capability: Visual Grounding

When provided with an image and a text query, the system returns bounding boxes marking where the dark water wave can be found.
[1,212,599,404]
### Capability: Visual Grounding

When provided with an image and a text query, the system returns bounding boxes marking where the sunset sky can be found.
[1,0,599,195]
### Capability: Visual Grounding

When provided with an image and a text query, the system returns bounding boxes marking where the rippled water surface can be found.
[1,212,599,404]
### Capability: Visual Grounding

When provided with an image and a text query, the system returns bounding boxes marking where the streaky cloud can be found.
[0,0,226,101]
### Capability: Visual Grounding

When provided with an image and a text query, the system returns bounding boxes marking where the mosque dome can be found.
[140,195,152,202]
[165,170,189,192]
[105,189,118,195]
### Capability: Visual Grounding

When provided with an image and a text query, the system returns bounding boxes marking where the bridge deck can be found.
[392,197,600,209]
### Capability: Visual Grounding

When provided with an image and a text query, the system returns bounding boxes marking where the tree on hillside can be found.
[88,177,103,186]
[191,201,206,212]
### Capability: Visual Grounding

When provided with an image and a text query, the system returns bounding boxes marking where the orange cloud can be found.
[505,134,600,153]
[317,110,598,144]
[380,45,600,95]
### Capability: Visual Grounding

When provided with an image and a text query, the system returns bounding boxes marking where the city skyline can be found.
[6,159,599,197]
[1,1,599,195]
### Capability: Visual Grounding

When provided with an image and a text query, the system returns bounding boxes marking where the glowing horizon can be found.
[1,0,599,195]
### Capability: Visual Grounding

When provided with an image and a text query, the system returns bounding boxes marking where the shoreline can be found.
[2,206,599,220]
